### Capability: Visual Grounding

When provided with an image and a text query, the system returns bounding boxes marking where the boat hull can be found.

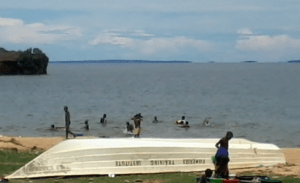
[5,138,286,179]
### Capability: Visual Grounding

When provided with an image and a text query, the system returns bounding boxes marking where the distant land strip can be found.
[49,60,300,63]
[287,60,300,63]
[49,60,192,64]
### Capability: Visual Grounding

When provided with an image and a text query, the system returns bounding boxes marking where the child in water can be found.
[82,120,89,130]
[153,116,158,123]
[176,116,186,124]
[100,114,107,124]
[126,122,134,133]
[178,121,190,128]
[214,131,233,178]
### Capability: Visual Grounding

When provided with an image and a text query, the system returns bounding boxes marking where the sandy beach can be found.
[0,136,299,177]
[231,148,300,177]
[0,136,64,151]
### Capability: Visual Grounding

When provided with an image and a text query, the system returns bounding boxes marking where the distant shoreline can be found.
[49,60,192,64]
[48,60,299,64]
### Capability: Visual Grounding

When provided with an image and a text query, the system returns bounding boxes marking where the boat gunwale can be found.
[45,138,281,154]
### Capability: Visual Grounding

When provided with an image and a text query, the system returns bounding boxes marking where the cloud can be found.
[89,34,133,46]
[132,30,154,37]
[104,29,154,38]
[236,35,300,51]
[0,18,23,26]
[0,17,81,44]
[237,28,253,35]
[27,23,44,28]
[89,31,212,55]
[138,37,211,54]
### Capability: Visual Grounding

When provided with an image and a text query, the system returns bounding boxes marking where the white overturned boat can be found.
[6,138,286,179]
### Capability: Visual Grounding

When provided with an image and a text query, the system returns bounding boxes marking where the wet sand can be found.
[0,136,299,176]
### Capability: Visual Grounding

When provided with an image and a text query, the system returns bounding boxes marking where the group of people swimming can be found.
[51,106,212,139]
[51,106,145,138]
[175,116,211,128]
[126,114,164,136]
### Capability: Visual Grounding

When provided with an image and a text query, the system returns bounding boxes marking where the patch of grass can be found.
[6,173,197,183]
[0,164,24,178]
[6,173,300,183]
[0,150,41,163]
[239,173,300,183]
[0,150,42,177]
[278,176,300,183]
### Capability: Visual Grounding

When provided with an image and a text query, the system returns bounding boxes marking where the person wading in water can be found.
[126,122,134,133]
[100,114,107,124]
[153,116,158,123]
[176,116,186,124]
[64,106,76,139]
[131,113,143,137]
[82,120,89,130]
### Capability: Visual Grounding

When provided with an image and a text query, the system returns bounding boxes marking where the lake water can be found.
[0,63,299,147]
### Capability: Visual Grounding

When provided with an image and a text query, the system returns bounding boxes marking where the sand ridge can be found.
[0,136,64,151]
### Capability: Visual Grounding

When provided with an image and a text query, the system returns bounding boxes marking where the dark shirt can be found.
[65,111,71,126]
[127,124,134,132]
[100,117,107,123]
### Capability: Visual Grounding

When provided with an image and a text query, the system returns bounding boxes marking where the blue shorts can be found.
[215,147,229,158]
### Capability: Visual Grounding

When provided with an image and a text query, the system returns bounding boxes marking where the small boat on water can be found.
[5,138,286,179]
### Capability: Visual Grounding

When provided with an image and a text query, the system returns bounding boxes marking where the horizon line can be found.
[48,60,296,63]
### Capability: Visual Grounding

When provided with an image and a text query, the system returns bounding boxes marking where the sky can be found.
[1,0,300,62]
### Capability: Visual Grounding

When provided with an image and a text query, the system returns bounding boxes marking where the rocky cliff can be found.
[0,48,49,75]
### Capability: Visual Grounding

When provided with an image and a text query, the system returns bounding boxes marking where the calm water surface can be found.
[0,63,299,147]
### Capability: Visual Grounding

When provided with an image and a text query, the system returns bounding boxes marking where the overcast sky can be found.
[1,0,300,62]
